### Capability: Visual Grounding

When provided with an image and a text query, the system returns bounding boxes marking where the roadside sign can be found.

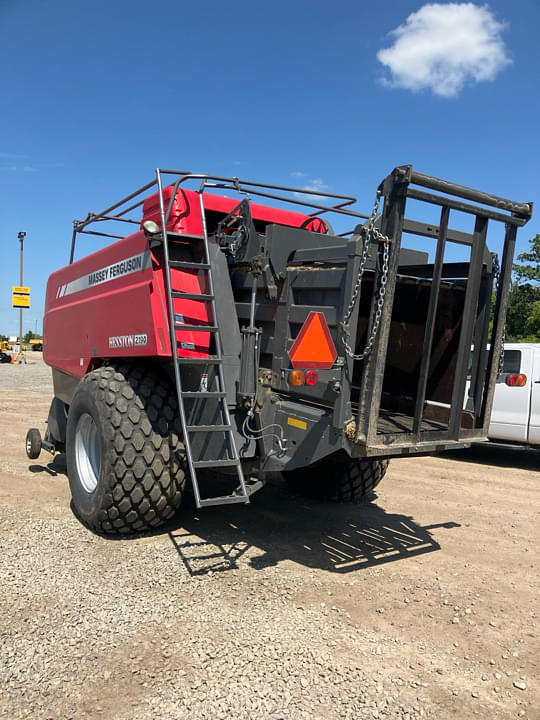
[13,285,31,308]
[13,295,30,308]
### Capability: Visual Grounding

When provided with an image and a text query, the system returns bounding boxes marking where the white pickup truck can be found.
[486,343,540,445]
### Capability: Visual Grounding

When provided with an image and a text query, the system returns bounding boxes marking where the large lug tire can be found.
[66,364,186,535]
[284,452,389,503]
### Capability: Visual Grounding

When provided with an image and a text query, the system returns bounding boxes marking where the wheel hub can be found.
[75,413,101,493]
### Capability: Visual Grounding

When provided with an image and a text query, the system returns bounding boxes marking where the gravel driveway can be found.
[1,357,538,719]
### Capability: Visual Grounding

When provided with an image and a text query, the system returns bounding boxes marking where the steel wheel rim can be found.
[75,413,101,493]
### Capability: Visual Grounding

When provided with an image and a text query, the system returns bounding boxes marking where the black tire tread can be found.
[69,364,186,535]
[285,453,389,503]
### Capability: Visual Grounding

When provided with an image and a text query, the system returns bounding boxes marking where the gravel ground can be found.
[0,352,53,393]
[1,357,538,719]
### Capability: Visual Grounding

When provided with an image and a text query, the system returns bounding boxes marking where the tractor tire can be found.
[66,364,186,535]
[284,452,389,503]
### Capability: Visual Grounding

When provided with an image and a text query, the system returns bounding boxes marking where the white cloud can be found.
[376,3,510,97]
[299,178,329,193]
[292,176,331,203]
[0,165,37,172]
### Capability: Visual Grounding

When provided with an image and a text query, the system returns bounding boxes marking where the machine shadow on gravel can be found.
[28,453,67,477]
[25,455,460,572]
[167,475,460,576]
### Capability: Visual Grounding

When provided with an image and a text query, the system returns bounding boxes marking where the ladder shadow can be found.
[168,530,250,576]
[167,476,459,576]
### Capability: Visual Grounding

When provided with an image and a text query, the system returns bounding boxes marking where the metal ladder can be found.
[158,185,251,508]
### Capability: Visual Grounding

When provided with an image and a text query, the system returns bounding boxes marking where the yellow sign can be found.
[13,295,30,308]
[13,286,30,295]
[287,416,308,431]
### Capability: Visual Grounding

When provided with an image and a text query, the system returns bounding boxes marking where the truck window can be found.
[502,349,521,374]
[467,348,522,380]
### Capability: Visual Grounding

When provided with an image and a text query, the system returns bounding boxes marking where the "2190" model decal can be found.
[109,333,148,349]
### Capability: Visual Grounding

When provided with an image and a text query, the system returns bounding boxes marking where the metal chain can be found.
[341,189,391,361]
[492,254,506,375]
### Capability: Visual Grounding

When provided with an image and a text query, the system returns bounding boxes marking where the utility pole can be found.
[18,231,26,353]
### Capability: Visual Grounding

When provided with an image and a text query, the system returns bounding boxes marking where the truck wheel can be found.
[66,364,186,534]
[284,453,389,503]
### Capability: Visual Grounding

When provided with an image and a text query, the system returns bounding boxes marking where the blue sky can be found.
[1,0,539,336]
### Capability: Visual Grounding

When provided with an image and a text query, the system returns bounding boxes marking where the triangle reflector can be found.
[289,311,337,369]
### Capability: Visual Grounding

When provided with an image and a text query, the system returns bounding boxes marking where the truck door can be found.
[527,348,540,445]
[489,347,533,443]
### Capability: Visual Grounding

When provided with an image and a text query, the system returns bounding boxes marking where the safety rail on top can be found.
[69,171,366,263]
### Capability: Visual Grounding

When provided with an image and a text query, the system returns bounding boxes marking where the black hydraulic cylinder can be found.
[238,277,261,406]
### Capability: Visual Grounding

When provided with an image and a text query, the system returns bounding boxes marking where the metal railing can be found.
[69,170,370,264]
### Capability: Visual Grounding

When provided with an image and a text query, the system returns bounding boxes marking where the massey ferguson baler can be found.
[26,166,532,534]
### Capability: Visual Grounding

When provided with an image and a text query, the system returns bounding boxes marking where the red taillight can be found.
[507,373,527,387]
[289,369,319,386]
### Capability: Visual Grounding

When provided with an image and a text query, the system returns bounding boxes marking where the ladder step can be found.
[245,478,265,495]
[171,291,214,301]
[181,391,226,398]
[175,323,218,332]
[176,356,222,365]
[198,495,249,507]
[186,424,231,432]
[169,260,211,270]
[193,459,240,469]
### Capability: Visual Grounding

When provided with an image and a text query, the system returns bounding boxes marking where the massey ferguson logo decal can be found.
[56,251,152,299]
[109,333,148,349]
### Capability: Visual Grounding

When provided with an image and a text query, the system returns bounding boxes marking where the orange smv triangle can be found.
[289,311,337,369]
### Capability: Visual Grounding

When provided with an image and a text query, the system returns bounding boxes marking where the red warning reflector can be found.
[289,311,337,369]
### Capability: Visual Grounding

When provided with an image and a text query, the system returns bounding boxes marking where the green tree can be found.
[513,234,540,285]
[524,299,540,338]
[23,330,35,343]
[499,235,540,341]
[504,284,539,340]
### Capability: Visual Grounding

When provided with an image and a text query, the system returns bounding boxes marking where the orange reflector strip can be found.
[289,311,337,369]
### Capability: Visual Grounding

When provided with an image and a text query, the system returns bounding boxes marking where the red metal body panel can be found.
[45,189,318,380]
[142,187,328,234]
[44,231,211,378]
